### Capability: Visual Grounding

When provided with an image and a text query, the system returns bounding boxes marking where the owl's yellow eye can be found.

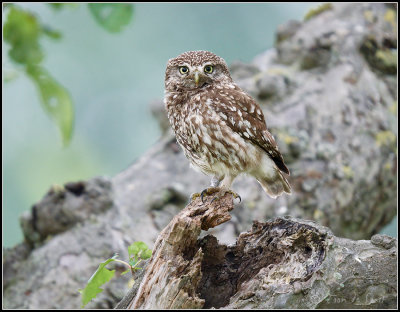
[179,66,189,74]
[204,65,213,74]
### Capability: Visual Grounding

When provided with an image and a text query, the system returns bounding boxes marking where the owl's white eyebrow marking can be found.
[177,62,191,67]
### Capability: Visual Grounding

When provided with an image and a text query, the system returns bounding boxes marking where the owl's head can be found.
[165,51,232,91]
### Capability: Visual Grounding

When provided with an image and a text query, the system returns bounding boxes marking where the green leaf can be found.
[141,248,152,260]
[48,3,79,10]
[42,25,62,40]
[3,6,44,65]
[4,5,72,146]
[121,269,131,276]
[128,241,151,259]
[78,255,118,308]
[26,65,74,146]
[48,3,65,10]
[88,3,133,33]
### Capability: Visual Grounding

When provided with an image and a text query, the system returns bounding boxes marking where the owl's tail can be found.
[255,169,291,199]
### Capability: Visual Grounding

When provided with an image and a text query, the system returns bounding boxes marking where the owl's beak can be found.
[194,71,200,86]
[193,71,208,88]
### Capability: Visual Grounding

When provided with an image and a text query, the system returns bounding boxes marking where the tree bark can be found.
[117,194,397,309]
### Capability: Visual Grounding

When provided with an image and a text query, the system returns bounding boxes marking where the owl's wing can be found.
[211,86,290,175]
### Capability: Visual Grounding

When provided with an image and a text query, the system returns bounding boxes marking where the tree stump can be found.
[118,194,397,309]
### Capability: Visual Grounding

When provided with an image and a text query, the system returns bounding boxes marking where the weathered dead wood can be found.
[128,194,235,309]
[119,195,397,309]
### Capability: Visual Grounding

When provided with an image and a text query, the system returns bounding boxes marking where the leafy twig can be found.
[79,241,152,308]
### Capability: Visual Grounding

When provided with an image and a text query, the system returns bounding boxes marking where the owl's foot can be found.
[189,188,219,203]
[199,187,241,203]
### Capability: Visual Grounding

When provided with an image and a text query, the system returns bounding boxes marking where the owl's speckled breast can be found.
[164,89,260,176]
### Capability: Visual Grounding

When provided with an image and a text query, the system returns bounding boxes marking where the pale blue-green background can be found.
[3,3,396,247]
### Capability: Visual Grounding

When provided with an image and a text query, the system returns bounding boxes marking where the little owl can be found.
[164,51,291,201]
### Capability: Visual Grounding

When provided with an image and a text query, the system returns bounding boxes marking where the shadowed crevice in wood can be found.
[197,219,328,308]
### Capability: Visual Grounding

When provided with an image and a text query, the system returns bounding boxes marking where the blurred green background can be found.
[2,3,396,248]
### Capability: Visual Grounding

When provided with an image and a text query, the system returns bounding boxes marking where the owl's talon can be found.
[200,190,206,203]
[224,190,241,203]
[201,190,206,203]
[200,187,220,203]
[234,193,242,203]
[210,196,218,204]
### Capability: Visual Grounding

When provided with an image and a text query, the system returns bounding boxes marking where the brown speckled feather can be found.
[208,85,290,175]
